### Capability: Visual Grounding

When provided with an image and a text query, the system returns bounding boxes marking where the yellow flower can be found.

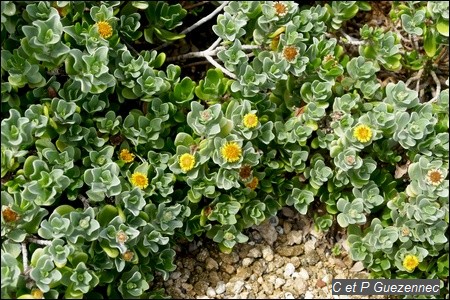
[179,153,196,172]
[425,169,444,186]
[221,142,242,163]
[246,177,259,190]
[131,172,148,189]
[402,254,419,272]
[119,149,135,163]
[31,288,44,299]
[353,124,373,143]
[283,45,299,62]
[97,21,113,39]
[243,113,259,129]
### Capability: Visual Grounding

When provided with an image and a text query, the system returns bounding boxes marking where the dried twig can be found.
[153,1,229,52]
[183,1,209,10]
[181,1,229,35]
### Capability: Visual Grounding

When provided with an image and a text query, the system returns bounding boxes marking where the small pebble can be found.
[247,248,262,258]
[298,268,310,280]
[284,263,296,278]
[233,280,245,294]
[304,291,315,299]
[262,246,274,262]
[285,292,295,299]
[274,278,286,289]
[205,257,219,270]
[242,257,254,267]
[206,287,216,298]
[215,281,226,295]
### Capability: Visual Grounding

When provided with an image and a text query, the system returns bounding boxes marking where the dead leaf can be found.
[395,160,410,179]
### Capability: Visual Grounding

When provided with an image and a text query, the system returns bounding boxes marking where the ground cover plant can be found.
[1,1,449,299]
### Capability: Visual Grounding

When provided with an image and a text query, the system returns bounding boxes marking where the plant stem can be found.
[429,70,441,102]
[26,237,52,246]
[205,55,237,79]
[339,30,365,45]
[21,242,29,275]
[166,44,260,62]
[405,69,423,88]
[78,194,90,209]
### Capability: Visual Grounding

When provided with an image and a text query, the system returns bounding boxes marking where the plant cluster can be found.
[1,1,448,299]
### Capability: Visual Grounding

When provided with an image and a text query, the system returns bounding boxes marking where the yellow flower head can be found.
[246,177,259,190]
[179,153,196,172]
[131,172,148,189]
[97,21,113,39]
[31,288,44,299]
[353,124,372,143]
[122,250,134,262]
[283,45,299,62]
[243,113,259,129]
[119,149,135,163]
[402,254,419,272]
[221,141,242,163]
[425,169,444,186]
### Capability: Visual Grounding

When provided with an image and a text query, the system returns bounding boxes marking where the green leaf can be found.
[423,28,437,57]
[97,204,118,227]
[101,245,119,258]
[154,27,185,42]
[174,132,194,147]
[436,17,449,37]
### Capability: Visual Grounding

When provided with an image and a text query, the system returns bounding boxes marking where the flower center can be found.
[353,124,373,143]
[97,21,113,39]
[79,217,90,229]
[200,109,212,123]
[116,230,129,244]
[283,46,298,62]
[220,142,242,163]
[403,254,419,272]
[426,169,444,186]
[131,172,149,189]
[243,113,259,128]
[401,227,410,237]
[273,2,287,16]
[179,153,196,172]
[345,155,355,165]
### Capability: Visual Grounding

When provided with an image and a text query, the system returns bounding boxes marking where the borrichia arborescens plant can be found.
[1,1,449,299]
